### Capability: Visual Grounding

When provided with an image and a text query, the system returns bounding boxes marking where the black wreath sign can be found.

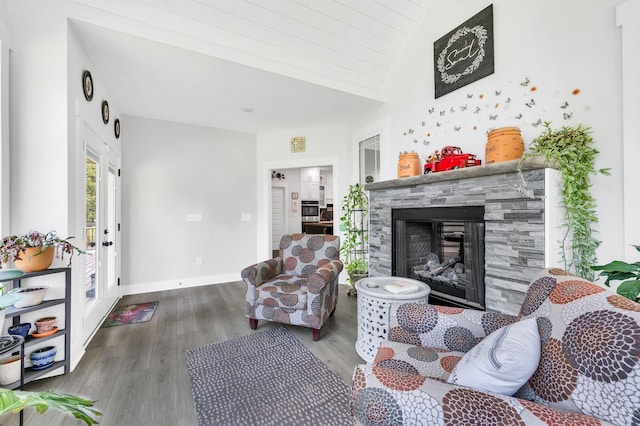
[434,4,494,98]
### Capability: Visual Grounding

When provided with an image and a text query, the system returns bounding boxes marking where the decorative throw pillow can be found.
[447,317,541,396]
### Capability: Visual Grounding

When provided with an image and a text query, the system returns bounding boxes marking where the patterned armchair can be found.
[350,268,640,425]
[241,234,343,341]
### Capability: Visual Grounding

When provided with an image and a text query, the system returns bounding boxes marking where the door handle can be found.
[102,241,113,247]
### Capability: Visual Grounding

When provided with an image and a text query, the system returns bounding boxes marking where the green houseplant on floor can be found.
[519,122,609,281]
[340,184,369,296]
[591,245,640,301]
[0,388,102,424]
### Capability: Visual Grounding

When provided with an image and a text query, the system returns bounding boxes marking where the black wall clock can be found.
[82,70,93,101]
[114,118,120,139]
[101,100,109,124]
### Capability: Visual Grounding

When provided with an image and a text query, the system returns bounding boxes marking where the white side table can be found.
[355,277,430,363]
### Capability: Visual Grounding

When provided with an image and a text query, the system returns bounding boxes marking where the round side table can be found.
[355,277,430,363]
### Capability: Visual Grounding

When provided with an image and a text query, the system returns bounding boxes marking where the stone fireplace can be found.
[365,157,562,315]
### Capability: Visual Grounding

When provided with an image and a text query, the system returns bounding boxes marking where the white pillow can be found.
[447,317,541,396]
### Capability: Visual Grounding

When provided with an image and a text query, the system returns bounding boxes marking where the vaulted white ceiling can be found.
[69,0,432,132]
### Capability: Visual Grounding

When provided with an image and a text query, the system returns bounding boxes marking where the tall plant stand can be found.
[342,184,369,296]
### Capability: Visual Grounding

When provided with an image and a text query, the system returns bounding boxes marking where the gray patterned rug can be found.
[185,327,352,425]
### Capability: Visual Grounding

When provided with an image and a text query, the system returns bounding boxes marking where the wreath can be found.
[437,25,487,85]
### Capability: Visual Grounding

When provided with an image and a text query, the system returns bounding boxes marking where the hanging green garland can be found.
[525,122,609,280]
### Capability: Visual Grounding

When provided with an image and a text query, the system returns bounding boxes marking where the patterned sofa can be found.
[350,268,640,425]
[241,233,343,341]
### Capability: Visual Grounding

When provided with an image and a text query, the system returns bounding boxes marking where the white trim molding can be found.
[617,0,640,260]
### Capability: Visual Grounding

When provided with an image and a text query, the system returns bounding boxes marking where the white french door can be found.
[83,126,120,341]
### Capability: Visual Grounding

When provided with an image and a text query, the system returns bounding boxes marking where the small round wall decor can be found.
[114,118,121,139]
[82,70,93,101]
[101,100,109,124]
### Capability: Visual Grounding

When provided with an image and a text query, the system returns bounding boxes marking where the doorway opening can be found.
[270,165,333,255]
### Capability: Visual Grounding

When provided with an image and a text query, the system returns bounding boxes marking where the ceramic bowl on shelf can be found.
[8,322,31,339]
[30,346,57,370]
[0,355,22,385]
[34,316,57,334]
[10,286,48,308]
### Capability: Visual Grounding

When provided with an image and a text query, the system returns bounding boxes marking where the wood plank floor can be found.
[4,282,362,426]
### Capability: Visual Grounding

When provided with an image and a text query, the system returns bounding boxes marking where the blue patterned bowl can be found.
[30,346,56,370]
[8,322,31,339]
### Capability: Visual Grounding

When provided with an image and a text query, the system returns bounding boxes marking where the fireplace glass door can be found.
[392,206,485,310]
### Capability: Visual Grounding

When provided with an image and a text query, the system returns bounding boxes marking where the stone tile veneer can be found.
[365,157,561,315]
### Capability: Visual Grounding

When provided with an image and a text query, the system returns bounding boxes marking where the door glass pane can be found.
[359,135,380,184]
[85,154,98,308]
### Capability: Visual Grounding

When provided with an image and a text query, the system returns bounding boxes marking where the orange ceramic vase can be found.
[485,127,524,164]
[397,152,421,178]
[14,246,55,272]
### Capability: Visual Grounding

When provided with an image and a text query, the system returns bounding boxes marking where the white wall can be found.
[2,2,128,369]
[349,0,627,268]
[122,116,257,293]
[5,2,69,233]
[0,14,10,236]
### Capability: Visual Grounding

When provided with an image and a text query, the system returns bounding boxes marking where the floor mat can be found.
[101,301,158,327]
[185,327,352,425]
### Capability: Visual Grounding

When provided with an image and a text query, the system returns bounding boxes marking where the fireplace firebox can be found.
[392,206,485,310]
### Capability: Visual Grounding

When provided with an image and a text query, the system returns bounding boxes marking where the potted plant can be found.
[0,230,84,272]
[517,123,610,281]
[340,184,369,296]
[0,388,102,424]
[591,245,640,302]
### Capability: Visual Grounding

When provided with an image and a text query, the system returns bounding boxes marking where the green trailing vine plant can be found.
[518,122,609,280]
[340,184,369,295]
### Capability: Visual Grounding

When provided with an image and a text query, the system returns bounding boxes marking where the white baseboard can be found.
[122,273,240,295]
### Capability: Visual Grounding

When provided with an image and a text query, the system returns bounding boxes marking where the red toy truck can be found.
[423,146,482,173]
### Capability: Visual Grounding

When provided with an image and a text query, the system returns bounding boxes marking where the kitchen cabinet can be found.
[301,167,320,200]
[1,268,71,389]
[301,167,320,183]
[301,182,319,200]
[325,184,333,204]
[302,222,334,235]
[321,170,333,205]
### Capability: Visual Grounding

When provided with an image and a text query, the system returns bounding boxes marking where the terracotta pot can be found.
[485,127,524,164]
[398,153,421,178]
[35,316,57,334]
[14,246,54,272]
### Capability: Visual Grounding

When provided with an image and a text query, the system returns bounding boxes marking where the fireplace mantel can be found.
[365,156,554,191]
[365,156,562,315]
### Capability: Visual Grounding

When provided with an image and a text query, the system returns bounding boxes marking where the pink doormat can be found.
[101,301,158,327]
